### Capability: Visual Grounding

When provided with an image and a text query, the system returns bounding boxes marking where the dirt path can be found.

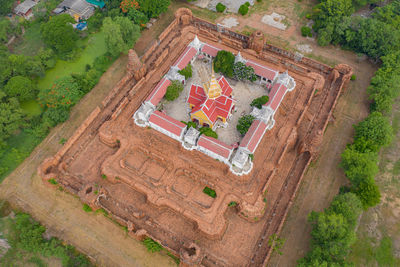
[0,55,176,267]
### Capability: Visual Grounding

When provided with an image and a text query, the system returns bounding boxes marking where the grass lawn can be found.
[13,23,45,56]
[37,31,107,90]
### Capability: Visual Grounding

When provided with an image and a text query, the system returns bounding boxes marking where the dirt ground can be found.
[0,1,381,267]
[0,55,176,267]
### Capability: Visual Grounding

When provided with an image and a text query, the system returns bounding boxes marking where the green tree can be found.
[178,64,193,79]
[4,76,37,102]
[0,0,14,16]
[102,17,140,57]
[329,193,362,227]
[164,80,183,101]
[353,112,392,152]
[233,62,257,81]
[40,14,78,54]
[352,178,381,209]
[0,93,24,147]
[38,76,82,110]
[214,50,235,78]
[199,127,218,139]
[138,0,170,18]
[340,145,378,187]
[250,95,269,109]
[237,115,255,135]
[127,9,149,26]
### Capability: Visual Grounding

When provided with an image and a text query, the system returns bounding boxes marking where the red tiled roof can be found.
[149,111,186,137]
[197,135,233,159]
[188,76,234,125]
[188,84,207,107]
[240,120,268,153]
[146,78,171,106]
[269,83,288,111]
[218,76,232,96]
[201,44,220,57]
[246,61,278,81]
[174,46,197,70]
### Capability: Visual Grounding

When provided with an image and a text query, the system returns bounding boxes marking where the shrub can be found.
[143,238,163,253]
[301,26,312,37]
[228,201,237,207]
[164,80,184,101]
[101,174,107,179]
[233,62,257,81]
[237,115,255,135]
[199,127,218,139]
[351,74,356,80]
[251,95,269,109]
[216,3,226,13]
[238,4,249,15]
[82,204,93,212]
[214,50,235,78]
[203,186,217,198]
[178,63,192,79]
[48,178,58,185]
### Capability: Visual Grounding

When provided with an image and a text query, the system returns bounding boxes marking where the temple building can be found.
[187,71,235,129]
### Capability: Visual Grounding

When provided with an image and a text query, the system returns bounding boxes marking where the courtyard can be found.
[162,59,267,145]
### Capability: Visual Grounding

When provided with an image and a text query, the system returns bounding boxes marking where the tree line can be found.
[299,0,400,265]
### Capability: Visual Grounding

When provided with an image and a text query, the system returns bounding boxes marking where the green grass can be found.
[392,159,400,176]
[13,23,44,56]
[37,31,106,90]
[20,100,42,116]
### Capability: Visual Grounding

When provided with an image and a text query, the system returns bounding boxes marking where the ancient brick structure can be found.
[39,8,352,267]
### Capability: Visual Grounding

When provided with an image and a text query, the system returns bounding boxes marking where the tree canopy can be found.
[0,93,24,148]
[4,76,37,102]
[138,0,170,19]
[214,50,235,78]
[40,14,78,54]
[102,16,140,57]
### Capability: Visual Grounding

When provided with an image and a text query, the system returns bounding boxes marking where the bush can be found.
[199,127,218,138]
[216,3,226,13]
[237,115,255,135]
[233,62,257,81]
[203,186,217,198]
[238,4,249,15]
[48,178,58,185]
[214,50,235,78]
[143,238,163,253]
[301,26,312,37]
[82,204,93,212]
[178,63,192,79]
[351,74,356,80]
[164,80,184,101]
[251,95,269,109]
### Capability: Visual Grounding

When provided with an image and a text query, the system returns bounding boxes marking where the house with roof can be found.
[188,72,235,129]
[53,0,101,20]
[14,0,38,20]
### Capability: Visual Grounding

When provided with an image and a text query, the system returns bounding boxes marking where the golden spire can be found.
[205,64,222,99]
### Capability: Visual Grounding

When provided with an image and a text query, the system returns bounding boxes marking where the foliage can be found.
[268,234,285,255]
[127,9,149,26]
[214,50,235,78]
[82,204,93,212]
[4,76,37,102]
[238,4,249,15]
[38,76,82,110]
[298,193,362,266]
[0,95,24,148]
[120,0,139,13]
[137,0,171,19]
[1,213,92,266]
[228,201,237,207]
[216,3,226,13]
[237,115,255,135]
[48,178,58,185]
[199,127,218,139]
[203,186,217,198]
[233,62,257,81]
[301,26,312,37]
[250,95,269,109]
[178,64,193,79]
[102,16,141,57]
[353,112,392,152]
[40,14,78,55]
[182,121,197,129]
[164,80,184,101]
[0,0,14,16]
[143,238,163,252]
[352,178,381,209]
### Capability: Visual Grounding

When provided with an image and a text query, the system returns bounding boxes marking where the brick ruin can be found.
[38,8,352,267]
